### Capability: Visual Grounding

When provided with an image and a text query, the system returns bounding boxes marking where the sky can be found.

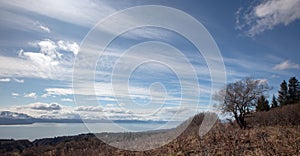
[0,0,299,121]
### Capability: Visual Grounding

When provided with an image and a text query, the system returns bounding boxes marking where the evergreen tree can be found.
[288,77,299,103]
[256,95,270,111]
[271,94,278,108]
[278,80,288,106]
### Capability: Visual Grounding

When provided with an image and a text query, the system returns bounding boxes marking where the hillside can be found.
[1,104,300,155]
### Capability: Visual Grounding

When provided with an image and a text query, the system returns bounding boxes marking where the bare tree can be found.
[214,77,270,129]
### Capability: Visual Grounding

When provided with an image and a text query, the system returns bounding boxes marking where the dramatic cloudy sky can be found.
[0,0,299,121]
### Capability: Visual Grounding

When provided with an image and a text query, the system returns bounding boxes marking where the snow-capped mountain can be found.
[0,111,83,125]
[0,111,33,119]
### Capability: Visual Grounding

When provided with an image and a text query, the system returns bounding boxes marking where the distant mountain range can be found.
[0,111,167,125]
[0,111,35,125]
[0,111,33,119]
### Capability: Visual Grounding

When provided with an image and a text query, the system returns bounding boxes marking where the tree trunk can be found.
[234,114,246,129]
[239,116,246,129]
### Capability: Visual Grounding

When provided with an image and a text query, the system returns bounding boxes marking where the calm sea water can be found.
[0,122,180,141]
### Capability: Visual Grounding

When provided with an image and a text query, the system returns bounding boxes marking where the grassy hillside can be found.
[247,103,300,127]
[1,104,300,155]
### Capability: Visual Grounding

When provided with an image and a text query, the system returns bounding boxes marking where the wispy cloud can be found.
[0,0,116,27]
[236,0,300,36]
[61,98,73,102]
[0,1,172,43]
[24,92,37,99]
[223,55,273,78]
[12,78,24,83]
[0,3,222,120]
[42,88,73,98]
[0,78,24,83]
[39,25,50,33]
[273,60,299,70]
[0,9,40,33]
[33,21,51,33]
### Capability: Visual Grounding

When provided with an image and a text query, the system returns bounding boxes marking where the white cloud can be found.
[0,38,79,80]
[258,78,268,85]
[0,78,10,82]
[57,40,79,55]
[106,104,115,107]
[18,38,76,69]
[236,0,300,36]
[271,74,279,78]
[24,92,37,98]
[23,39,78,61]
[273,60,299,70]
[9,102,75,119]
[21,50,59,66]
[26,102,61,111]
[118,103,125,107]
[0,55,67,80]
[61,98,73,102]
[37,40,57,54]
[11,92,19,96]
[75,106,103,112]
[103,107,130,114]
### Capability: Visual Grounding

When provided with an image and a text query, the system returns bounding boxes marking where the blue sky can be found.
[0,0,299,121]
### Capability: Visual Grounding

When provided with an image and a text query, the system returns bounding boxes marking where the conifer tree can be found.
[288,77,299,103]
[271,94,278,108]
[256,95,270,111]
[278,80,288,106]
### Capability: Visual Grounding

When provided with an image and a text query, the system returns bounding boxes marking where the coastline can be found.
[0,118,169,125]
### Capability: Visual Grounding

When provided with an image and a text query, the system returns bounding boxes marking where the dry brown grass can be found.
[2,104,300,155]
[11,123,298,156]
[247,103,300,127]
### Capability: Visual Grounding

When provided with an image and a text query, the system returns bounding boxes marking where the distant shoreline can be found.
[0,118,170,125]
